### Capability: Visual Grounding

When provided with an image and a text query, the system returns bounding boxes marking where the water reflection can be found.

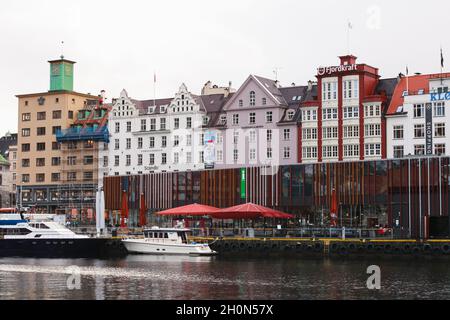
[0,256,449,300]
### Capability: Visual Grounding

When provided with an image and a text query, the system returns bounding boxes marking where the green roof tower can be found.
[49,56,76,91]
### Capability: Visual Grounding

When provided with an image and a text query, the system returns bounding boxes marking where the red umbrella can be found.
[139,193,147,227]
[211,203,294,220]
[156,203,220,217]
[330,188,338,227]
[120,190,129,228]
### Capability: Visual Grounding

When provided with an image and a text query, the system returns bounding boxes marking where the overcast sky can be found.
[0,0,448,136]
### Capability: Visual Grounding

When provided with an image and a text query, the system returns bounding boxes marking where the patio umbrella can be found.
[156,203,220,217]
[211,202,294,220]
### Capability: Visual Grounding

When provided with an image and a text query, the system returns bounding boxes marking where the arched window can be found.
[250,91,256,106]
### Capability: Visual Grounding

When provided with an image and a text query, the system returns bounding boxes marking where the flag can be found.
[441,47,444,69]
[406,65,409,76]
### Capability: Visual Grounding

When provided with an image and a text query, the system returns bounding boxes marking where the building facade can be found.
[0,154,14,208]
[386,73,450,159]
[214,75,305,169]
[16,57,99,213]
[299,55,396,164]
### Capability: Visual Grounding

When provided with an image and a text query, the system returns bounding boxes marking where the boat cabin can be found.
[143,228,191,244]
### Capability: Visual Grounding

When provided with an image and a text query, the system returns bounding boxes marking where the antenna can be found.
[60,41,65,59]
[273,67,282,81]
[347,20,353,55]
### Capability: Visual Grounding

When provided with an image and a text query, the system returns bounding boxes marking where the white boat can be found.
[122,227,217,256]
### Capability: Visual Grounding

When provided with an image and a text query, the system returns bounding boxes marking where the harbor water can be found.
[0,256,450,300]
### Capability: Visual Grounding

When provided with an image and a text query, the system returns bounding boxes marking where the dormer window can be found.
[148,107,155,114]
[219,114,227,125]
[287,110,295,121]
[160,106,167,113]
[250,91,256,106]
[203,116,209,126]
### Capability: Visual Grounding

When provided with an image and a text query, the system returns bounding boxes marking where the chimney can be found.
[308,80,313,91]
[291,82,296,87]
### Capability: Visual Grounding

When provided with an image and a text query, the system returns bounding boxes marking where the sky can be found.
[0,0,448,136]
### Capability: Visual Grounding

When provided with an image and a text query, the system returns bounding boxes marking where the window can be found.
[103,156,108,167]
[138,137,143,149]
[203,116,209,126]
[186,117,192,129]
[216,150,223,162]
[322,81,337,101]
[199,133,205,146]
[174,135,180,146]
[51,173,60,182]
[266,111,273,123]
[233,149,238,162]
[435,123,445,137]
[343,145,360,157]
[83,156,94,165]
[263,147,271,160]
[435,144,446,156]
[52,126,61,135]
[126,121,132,132]
[67,156,77,166]
[343,79,359,99]
[286,110,295,121]
[67,172,77,182]
[83,172,94,181]
[303,128,318,140]
[323,145,338,158]
[249,112,256,124]
[343,106,359,119]
[162,136,167,148]
[37,143,46,151]
[36,127,46,136]
[249,148,256,160]
[302,147,318,159]
[186,152,192,163]
[283,129,291,141]
[249,130,257,143]
[267,129,272,142]
[36,174,45,183]
[262,98,267,106]
[414,104,425,118]
[138,154,143,166]
[186,134,192,146]
[162,153,167,165]
[68,111,74,119]
[414,124,425,138]
[322,108,338,120]
[232,114,239,125]
[302,109,317,121]
[343,126,359,138]
[126,138,131,149]
[233,131,239,144]
[114,139,120,150]
[140,119,147,131]
[114,156,119,166]
[36,158,45,167]
[22,113,31,121]
[22,144,30,152]
[239,100,243,107]
[22,128,30,137]
[115,122,120,133]
[434,102,445,117]
[414,145,425,155]
[199,151,204,164]
[219,115,227,125]
[323,127,338,139]
[150,137,155,148]
[393,146,404,159]
[160,118,166,130]
[283,147,291,159]
[52,142,61,150]
[365,144,381,156]
[364,105,381,117]
[174,118,180,129]
[250,91,256,106]
[37,112,46,120]
[53,110,62,119]
[22,159,30,167]
[216,133,223,144]
[149,154,155,165]
[393,125,404,139]
[51,157,61,166]
[173,152,179,164]
[126,155,131,166]
[364,124,381,137]
[22,174,30,183]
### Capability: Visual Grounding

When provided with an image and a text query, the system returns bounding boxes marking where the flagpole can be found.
[406,66,409,95]
[153,71,156,109]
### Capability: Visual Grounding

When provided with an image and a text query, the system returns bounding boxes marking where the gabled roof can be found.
[132,98,174,115]
[278,86,309,123]
[386,74,432,115]
[201,93,234,128]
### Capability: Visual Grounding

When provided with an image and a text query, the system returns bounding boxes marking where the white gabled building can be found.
[104,83,232,176]
[386,73,450,159]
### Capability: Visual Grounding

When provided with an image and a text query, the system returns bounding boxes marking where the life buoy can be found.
[366,243,375,252]
[348,243,357,253]
[338,244,348,254]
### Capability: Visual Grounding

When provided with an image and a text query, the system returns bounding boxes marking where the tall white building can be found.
[386,73,450,159]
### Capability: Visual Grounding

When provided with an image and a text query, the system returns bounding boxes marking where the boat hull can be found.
[122,239,217,256]
[0,238,127,259]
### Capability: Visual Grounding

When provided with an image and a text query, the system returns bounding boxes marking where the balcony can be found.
[56,126,110,143]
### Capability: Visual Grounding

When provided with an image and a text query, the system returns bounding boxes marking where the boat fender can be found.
[348,243,357,253]
[231,242,239,251]
[423,243,432,254]
[330,243,339,253]
[412,246,421,254]
[403,244,411,254]
[338,244,348,254]
[295,243,303,253]
[223,242,231,251]
[314,242,323,252]
[442,244,450,254]
[239,242,247,251]
[366,243,375,252]
[383,244,392,254]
